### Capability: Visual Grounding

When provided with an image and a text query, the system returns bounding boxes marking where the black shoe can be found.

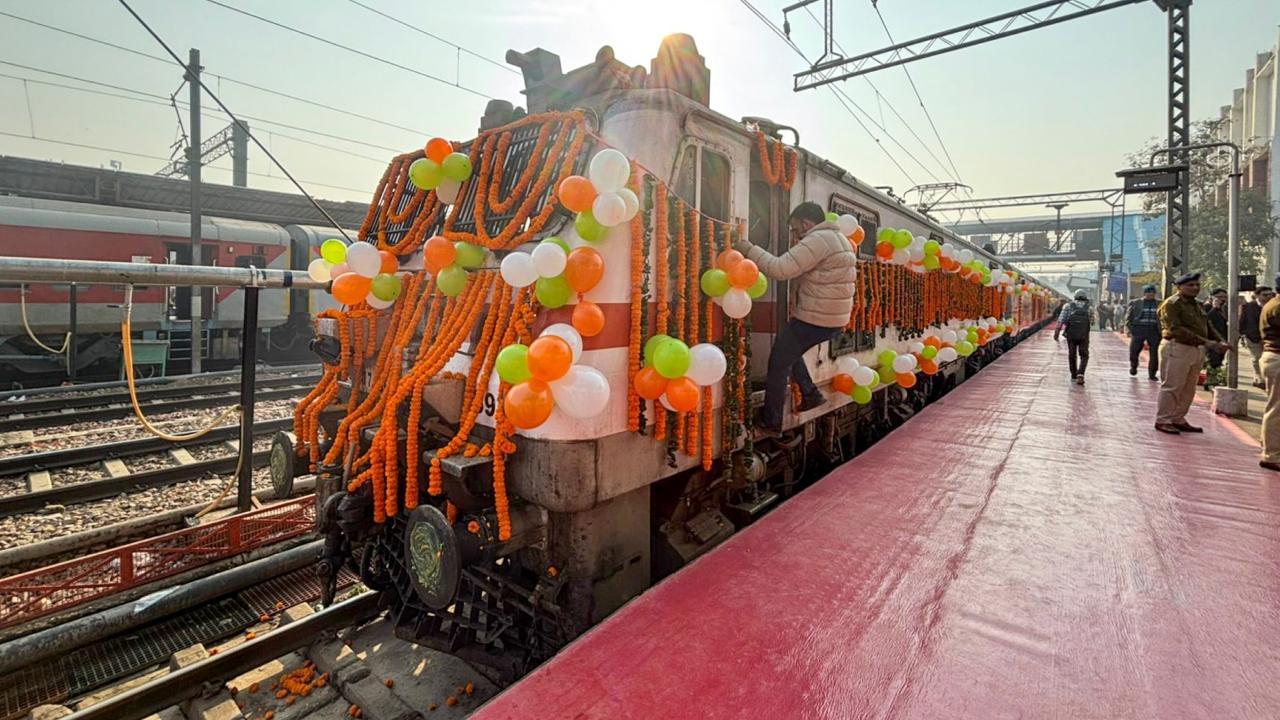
[1172,422,1203,433]
[1149,375,1159,381]
[1129,367,1137,376]
[1074,375,1085,386]
[797,392,825,412]
[1261,461,1280,472]
[752,408,781,435]
[1155,423,1182,434]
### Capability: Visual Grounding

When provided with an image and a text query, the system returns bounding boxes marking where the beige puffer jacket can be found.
[739,220,857,328]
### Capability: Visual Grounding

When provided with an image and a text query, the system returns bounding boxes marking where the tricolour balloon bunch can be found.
[499,238,606,337]
[310,239,403,309]
[832,213,867,248]
[498,324,609,429]
[408,137,473,204]
[701,249,767,320]
[557,149,640,242]
[422,235,488,297]
[631,335,727,413]
[873,227,973,274]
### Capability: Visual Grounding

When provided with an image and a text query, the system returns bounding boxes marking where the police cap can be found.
[1172,272,1201,286]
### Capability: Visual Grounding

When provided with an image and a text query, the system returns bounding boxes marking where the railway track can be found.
[0,373,320,433]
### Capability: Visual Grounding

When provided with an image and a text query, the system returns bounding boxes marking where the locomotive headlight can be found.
[404,505,461,610]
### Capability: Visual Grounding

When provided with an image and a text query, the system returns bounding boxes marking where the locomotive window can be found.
[748,179,773,249]
[700,149,730,222]
[234,254,267,268]
[673,147,697,205]
[857,217,879,259]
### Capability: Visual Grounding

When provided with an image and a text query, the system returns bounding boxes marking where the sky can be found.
[1,0,1277,220]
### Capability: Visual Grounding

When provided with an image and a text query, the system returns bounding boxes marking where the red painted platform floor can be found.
[473,331,1278,720]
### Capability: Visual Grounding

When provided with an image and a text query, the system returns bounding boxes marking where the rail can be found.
[0,256,325,289]
[0,494,316,631]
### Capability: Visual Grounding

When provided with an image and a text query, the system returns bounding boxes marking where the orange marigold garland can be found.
[653,182,671,441]
[627,163,646,433]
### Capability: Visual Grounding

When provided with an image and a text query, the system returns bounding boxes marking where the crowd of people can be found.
[1052,275,1280,473]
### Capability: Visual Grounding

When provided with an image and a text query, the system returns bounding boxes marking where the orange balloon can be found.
[664,376,700,413]
[876,242,894,260]
[558,175,597,214]
[564,247,605,294]
[425,137,453,164]
[832,374,854,394]
[849,225,865,246]
[920,358,939,375]
[572,300,606,337]
[633,366,668,400]
[526,335,573,382]
[378,250,399,274]
[896,372,918,389]
[716,249,744,271]
[727,259,759,289]
[331,272,371,306]
[424,236,456,274]
[505,380,555,429]
[923,336,941,349]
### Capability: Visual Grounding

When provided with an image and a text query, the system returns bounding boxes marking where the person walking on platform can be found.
[1053,290,1093,385]
[1241,286,1273,389]
[736,201,857,434]
[1203,288,1230,389]
[1258,287,1280,471]
[1113,302,1126,331]
[1126,284,1162,379]
[1155,273,1230,434]
[1097,301,1111,331]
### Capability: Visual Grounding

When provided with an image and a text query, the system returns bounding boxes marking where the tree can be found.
[1124,118,1277,292]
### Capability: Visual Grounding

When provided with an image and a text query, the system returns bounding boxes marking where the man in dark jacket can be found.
[1097,301,1112,331]
[1241,286,1273,389]
[1125,284,1162,380]
[1054,290,1093,385]
[1204,287,1229,388]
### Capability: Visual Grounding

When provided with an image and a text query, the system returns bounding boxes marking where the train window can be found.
[748,179,773,249]
[700,149,730,222]
[234,254,267,268]
[673,147,697,205]
[857,217,878,259]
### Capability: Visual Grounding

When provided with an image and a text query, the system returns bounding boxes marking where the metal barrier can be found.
[0,495,315,631]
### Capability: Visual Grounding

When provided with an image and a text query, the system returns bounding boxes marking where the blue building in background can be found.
[1100,213,1163,275]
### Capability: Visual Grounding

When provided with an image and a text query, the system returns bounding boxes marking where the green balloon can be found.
[437,264,468,297]
[892,230,913,249]
[878,365,898,385]
[851,385,873,405]
[700,269,730,298]
[955,340,975,357]
[543,236,571,254]
[876,227,896,244]
[922,255,941,270]
[644,334,673,366]
[967,329,979,342]
[747,272,768,300]
[877,350,897,368]
[535,275,572,308]
[825,211,839,223]
[320,238,346,264]
[575,210,607,242]
[923,240,940,255]
[921,345,938,360]
[408,158,441,190]
[454,241,486,269]
[370,273,402,302]
[441,152,472,182]
[496,344,531,384]
[652,338,691,380]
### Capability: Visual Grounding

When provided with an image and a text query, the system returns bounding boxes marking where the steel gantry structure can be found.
[788,0,1194,293]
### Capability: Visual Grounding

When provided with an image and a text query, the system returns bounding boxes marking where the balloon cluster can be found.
[557,149,640,242]
[831,213,867,247]
[422,236,488,297]
[498,324,610,429]
[310,239,403,308]
[499,238,606,336]
[632,336,727,413]
[701,249,767,319]
[408,137,473,204]
[873,227,971,274]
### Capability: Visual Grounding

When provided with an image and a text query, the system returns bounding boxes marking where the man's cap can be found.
[1143,284,1157,293]
[1074,290,1088,300]
[1173,272,1201,286]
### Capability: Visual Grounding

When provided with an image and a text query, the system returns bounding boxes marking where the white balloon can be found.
[499,252,538,288]
[550,365,611,418]
[852,366,877,387]
[617,188,640,222]
[941,329,958,344]
[891,248,909,265]
[365,292,393,310]
[908,247,925,262]
[910,264,926,274]
[892,354,917,374]
[437,178,463,204]
[937,347,958,362]
[958,249,974,264]
[540,323,583,363]
[592,192,628,227]
[687,343,727,386]
[908,341,925,354]
[940,242,956,258]
[588,148,630,193]
[836,214,859,236]
[346,241,381,279]
[836,356,860,377]
[910,236,926,251]
[307,258,332,283]
[531,242,568,278]
[721,288,752,319]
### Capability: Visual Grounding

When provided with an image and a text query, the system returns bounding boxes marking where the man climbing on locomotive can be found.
[736,201,857,434]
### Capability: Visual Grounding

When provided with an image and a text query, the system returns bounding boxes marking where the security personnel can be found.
[1155,272,1230,434]
[1259,280,1280,471]
[1125,284,1162,379]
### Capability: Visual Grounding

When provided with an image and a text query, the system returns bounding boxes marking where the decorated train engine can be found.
[286,35,1058,680]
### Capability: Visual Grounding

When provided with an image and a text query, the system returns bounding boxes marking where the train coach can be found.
[286,33,1063,683]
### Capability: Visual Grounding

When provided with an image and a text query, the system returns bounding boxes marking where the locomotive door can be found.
[747,146,789,375]
[827,193,879,355]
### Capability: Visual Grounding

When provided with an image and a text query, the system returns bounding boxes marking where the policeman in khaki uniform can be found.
[1155,272,1230,434]
[1258,280,1280,471]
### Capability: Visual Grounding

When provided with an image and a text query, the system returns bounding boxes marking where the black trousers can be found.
[763,319,838,429]
[1129,327,1160,377]
[1067,336,1090,378]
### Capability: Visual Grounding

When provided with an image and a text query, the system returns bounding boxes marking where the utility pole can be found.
[187,48,202,374]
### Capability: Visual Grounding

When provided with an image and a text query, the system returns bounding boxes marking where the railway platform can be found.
[473,330,1277,720]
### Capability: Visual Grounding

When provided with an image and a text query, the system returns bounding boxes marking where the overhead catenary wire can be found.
[342,0,519,76]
